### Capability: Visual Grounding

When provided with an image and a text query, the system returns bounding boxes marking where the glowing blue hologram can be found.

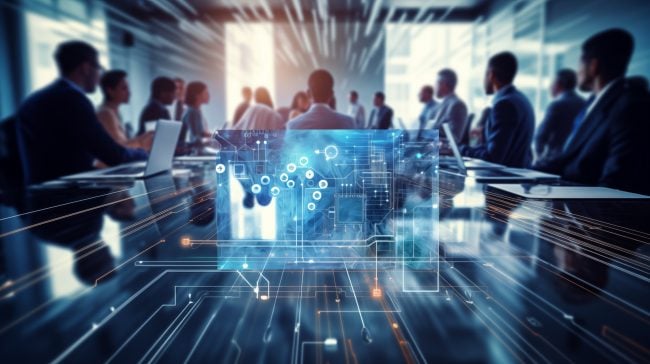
[251,184,262,194]
[305,170,314,179]
[260,175,271,185]
[318,180,328,188]
[312,191,322,200]
[299,156,309,166]
[280,173,289,182]
[287,163,297,172]
[324,145,338,160]
[270,186,280,196]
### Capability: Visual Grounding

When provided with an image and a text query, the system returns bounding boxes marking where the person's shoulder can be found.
[333,112,356,128]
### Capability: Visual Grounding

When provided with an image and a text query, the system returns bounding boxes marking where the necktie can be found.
[563,95,595,152]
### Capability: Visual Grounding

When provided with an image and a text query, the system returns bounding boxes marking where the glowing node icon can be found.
[215,164,226,173]
[251,184,262,194]
[307,202,316,211]
[305,170,314,179]
[299,156,309,166]
[287,180,295,188]
[312,191,322,200]
[318,180,328,189]
[270,186,280,196]
[287,163,297,172]
[324,145,339,160]
[260,175,271,185]
[280,173,289,182]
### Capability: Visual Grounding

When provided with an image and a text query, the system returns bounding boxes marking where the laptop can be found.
[63,120,182,180]
[440,123,560,182]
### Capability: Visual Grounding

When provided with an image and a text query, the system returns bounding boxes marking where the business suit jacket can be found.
[430,93,469,143]
[534,90,585,162]
[369,105,393,129]
[461,85,535,168]
[535,79,650,195]
[138,99,171,135]
[16,79,146,184]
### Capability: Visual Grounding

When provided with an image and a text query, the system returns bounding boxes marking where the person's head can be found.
[174,78,185,101]
[242,86,253,103]
[307,69,335,104]
[349,90,359,104]
[436,69,458,98]
[54,40,102,93]
[151,77,176,105]
[578,28,634,92]
[373,92,385,107]
[100,70,129,104]
[185,81,209,107]
[254,87,274,108]
[551,69,578,98]
[418,85,434,103]
[291,91,309,111]
[484,51,518,95]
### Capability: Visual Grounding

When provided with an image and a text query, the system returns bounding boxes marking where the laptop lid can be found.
[144,120,182,176]
[442,123,466,173]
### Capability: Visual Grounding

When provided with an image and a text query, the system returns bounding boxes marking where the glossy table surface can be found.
[0,162,648,363]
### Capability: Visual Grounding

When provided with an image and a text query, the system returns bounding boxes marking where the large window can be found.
[225,23,274,123]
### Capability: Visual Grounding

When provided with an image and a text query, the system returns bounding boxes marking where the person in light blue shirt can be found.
[182,81,212,145]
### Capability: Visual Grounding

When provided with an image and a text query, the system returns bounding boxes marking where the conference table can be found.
[0,161,648,363]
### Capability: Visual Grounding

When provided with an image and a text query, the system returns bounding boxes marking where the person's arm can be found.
[358,106,366,128]
[461,100,516,163]
[533,102,559,156]
[97,108,129,146]
[447,101,468,143]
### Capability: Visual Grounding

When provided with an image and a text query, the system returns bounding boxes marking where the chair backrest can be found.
[460,113,475,145]
[0,115,25,190]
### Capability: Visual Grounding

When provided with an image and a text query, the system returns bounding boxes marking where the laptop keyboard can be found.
[104,166,145,175]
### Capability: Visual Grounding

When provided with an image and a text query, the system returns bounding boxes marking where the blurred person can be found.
[460,51,535,168]
[97,70,153,151]
[368,91,393,129]
[182,81,213,145]
[417,85,437,131]
[347,90,366,128]
[232,86,252,125]
[287,69,355,129]
[535,29,650,195]
[16,40,147,184]
[430,69,468,143]
[533,69,585,163]
[288,91,310,120]
[234,87,284,130]
[138,76,176,135]
[173,77,185,121]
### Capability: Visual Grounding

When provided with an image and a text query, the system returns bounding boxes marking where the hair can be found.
[54,40,98,75]
[374,91,385,100]
[151,77,176,99]
[438,69,458,90]
[291,91,308,110]
[488,52,518,85]
[350,90,358,98]
[99,70,128,101]
[421,85,434,95]
[555,69,577,91]
[582,28,634,79]
[174,77,184,85]
[242,86,252,96]
[308,69,335,103]
[184,81,207,106]
[255,87,274,108]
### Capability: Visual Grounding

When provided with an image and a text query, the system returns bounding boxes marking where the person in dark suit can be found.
[534,69,585,163]
[16,40,147,185]
[137,76,176,135]
[460,52,535,168]
[534,29,650,195]
[368,92,393,129]
[173,77,185,121]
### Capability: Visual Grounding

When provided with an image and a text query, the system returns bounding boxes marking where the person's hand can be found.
[438,139,453,156]
[137,131,155,150]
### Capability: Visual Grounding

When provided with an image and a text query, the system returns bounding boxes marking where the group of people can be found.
[10,27,650,195]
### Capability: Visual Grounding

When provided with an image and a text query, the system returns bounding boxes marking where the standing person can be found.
[534,29,650,195]
[182,81,212,145]
[347,90,366,128]
[533,69,585,163]
[460,51,535,168]
[288,91,310,120]
[234,87,284,130]
[173,77,185,121]
[97,70,153,150]
[286,70,355,129]
[367,92,393,130]
[16,40,147,184]
[232,86,252,125]
[429,69,468,143]
[138,76,176,135]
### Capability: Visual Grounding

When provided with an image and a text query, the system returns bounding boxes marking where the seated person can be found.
[368,92,394,130]
[534,29,650,195]
[138,76,176,135]
[181,81,213,145]
[288,91,310,120]
[16,40,147,185]
[233,87,284,130]
[96,70,153,150]
[460,52,535,168]
[287,69,355,130]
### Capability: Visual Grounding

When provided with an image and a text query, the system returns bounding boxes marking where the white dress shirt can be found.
[233,104,285,130]
[347,102,366,128]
